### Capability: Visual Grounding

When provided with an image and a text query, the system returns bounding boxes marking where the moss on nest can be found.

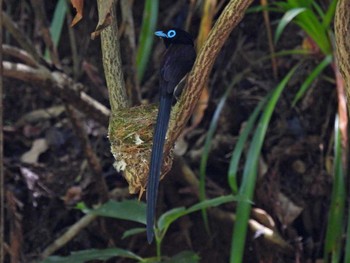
[108,104,173,195]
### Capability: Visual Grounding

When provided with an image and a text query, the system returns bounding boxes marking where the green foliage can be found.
[80,199,147,224]
[154,195,237,259]
[136,0,159,82]
[46,196,235,262]
[273,0,337,55]
[198,78,232,233]
[122,228,146,239]
[157,195,237,240]
[270,0,337,109]
[227,98,266,194]
[274,7,306,45]
[163,251,200,263]
[292,54,332,106]
[323,116,346,262]
[345,205,350,262]
[199,70,249,232]
[229,65,299,263]
[41,248,144,263]
[45,0,67,60]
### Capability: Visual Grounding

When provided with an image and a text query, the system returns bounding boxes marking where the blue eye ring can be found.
[167,30,176,38]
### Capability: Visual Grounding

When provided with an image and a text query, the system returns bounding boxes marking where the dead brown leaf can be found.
[70,0,84,27]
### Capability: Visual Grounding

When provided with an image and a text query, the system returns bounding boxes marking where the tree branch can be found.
[335,0,350,114]
[97,0,129,112]
[2,61,110,126]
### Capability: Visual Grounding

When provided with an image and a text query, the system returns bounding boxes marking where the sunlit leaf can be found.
[274,7,306,44]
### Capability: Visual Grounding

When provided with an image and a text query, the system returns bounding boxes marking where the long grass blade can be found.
[345,201,350,262]
[230,65,299,263]
[293,10,331,55]
[227,98,266,193]
[323,115,346,262]
[45,0,67,60]
[199,70,247,234]
[136,0,159,82]
[322,0,338,29]
[199,77,234,233]
[274,7,306,45]
[292,54,332,106]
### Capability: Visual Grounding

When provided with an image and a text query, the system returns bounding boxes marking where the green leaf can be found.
[75,202,88,212]
[268,49,312,57]
[311,2,325,19]
[292,54,332,106]
[88,200,147,225]
[157,195,237,237]
[164,251,200,263]
[45,0,67,60]
[273,1,333,55]
[228,98,267,193]
[157,207,186,233]
[324,115,346,262]
[274,7,306,45]
[198,78,233,233]
[230,65,299,263]
[322,0,338,29]
[136,0,159,82]
[41,248,143,263]
[122,228,146,239]
[293,9,331,54]
[199,70,248,235]
[345,200,350,262]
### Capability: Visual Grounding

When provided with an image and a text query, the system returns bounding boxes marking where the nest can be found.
[109,104,173,195]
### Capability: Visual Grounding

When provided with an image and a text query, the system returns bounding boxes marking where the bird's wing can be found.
[161,44,196,94]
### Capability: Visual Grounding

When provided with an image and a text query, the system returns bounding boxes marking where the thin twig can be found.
[41,214,98,258]
[2,11,48,67]
[2,44,39,67]
[40,186,131,258]
[66,7,80,79]
[261,0,278,79]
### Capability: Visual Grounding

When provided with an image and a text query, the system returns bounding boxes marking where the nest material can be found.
[109,104,173,195]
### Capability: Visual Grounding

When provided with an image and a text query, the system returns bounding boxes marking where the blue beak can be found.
[154,31,168,38]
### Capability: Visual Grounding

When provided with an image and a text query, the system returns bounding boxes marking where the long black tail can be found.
[146,94,172,243]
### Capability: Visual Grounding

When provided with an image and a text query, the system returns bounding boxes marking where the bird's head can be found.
[154,28,194,48]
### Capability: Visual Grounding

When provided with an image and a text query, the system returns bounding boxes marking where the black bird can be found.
[146,28,196,243]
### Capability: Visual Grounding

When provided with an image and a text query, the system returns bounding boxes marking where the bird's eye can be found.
[167,30,176,38]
